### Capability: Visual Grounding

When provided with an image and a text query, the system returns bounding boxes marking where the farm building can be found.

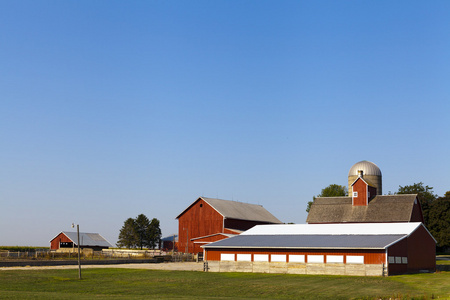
[202,222,436,276]
[176,197,282,253]
[161,235,178,251]
[50,231,113,251]
[307,161,424,224]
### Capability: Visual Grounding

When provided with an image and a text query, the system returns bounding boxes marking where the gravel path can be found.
[0,262,204,272]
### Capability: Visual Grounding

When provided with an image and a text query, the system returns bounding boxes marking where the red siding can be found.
[50,233,73,250]
[410,200,425,223]
[407,225,436,272]
[205,248,385,264]
[387,237,408,274]
[352,179,368,206]
[178,198,224,253]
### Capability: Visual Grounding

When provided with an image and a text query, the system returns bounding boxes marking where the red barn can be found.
[307,163,424,224]
[203,222,436,276]
[50,231,112,251]
[176,197,282,253]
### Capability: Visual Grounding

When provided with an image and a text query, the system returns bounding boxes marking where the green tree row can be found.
[117,214,161,250]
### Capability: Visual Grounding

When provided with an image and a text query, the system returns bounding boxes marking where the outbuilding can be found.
[50,231,113,251]
[203,222,436,276]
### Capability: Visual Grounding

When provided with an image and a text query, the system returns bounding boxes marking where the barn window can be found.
[395,257,402,264]
[289,255,305,263]
[402,257,408,264]
[237,254,251,261]
[200,204,203,207]
[220,253,235,261]
[327,255,344,263]
[307,255,324,263]
[388,256,395,264]
[254,254,269,262]
[353,192,358,197]
[271,254,286,262]
[346,256,364,264]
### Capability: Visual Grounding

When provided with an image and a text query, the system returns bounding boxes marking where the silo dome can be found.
[348,160,382,195]
[348,161,382,177]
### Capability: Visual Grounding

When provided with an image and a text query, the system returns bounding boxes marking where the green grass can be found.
[0,269,448,299]
[0,246,49,252]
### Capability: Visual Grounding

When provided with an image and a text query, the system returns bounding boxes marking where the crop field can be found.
[0,268,448,299]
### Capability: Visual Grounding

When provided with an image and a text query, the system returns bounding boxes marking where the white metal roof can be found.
[241,222,423,236]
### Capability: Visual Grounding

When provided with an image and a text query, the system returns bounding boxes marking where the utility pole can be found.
[184,228,189,253]
[72,223,81,280]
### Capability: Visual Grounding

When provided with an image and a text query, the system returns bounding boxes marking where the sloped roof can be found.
[176,197,282,224]
[351,176,376,187]
[306,194,418,223]
[203,234,406,249]
[203,222,430,250]
[50,232,113,248]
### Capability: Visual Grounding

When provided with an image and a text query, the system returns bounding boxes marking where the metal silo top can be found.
[348,161,382,176]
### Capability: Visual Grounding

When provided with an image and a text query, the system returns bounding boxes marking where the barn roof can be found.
[203,222,433,249]
[176,197,282,223]
[202,234,406,249]
[50,232,113,248]
[306,194,419,223]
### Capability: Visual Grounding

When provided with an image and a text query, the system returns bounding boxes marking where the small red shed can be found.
[50,231,113,251]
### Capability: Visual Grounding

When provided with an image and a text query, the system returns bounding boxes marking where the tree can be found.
[397,182,437,226]
[117,214,162,249]
[135,214,151,250]
[148,218,162,249]
[306,184,348,213]
[117,218,138,249]
[427,191,450,252]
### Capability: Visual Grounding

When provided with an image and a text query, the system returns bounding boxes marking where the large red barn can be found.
[176,197,282,253]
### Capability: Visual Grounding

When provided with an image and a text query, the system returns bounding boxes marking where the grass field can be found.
[0,268,448,299]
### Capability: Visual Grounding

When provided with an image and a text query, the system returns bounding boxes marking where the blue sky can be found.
[1,1,449,246]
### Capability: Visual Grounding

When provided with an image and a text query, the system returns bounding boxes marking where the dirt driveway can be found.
[0,262,204,272]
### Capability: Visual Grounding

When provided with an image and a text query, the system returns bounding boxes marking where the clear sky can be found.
[1,1,449,246]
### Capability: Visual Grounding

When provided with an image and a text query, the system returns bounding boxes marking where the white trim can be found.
[237,254,252,261]
[308,255,324,263]
[254,254,269,262]
[220,253,235,261]
[327,255,344,263]
[346,256,364,264]
[271,254,287,262]
[289,255,305,263]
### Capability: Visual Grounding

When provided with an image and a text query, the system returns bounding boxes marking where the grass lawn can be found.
[0,268,448,299]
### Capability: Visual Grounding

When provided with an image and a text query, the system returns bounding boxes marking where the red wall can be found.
[178,198,224,253]
[386,225,435,274]
[205,248,385,264]
[352,179,368,206]
[410,200,425,223]
[407,225,436,272]
[50,233,72,250]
